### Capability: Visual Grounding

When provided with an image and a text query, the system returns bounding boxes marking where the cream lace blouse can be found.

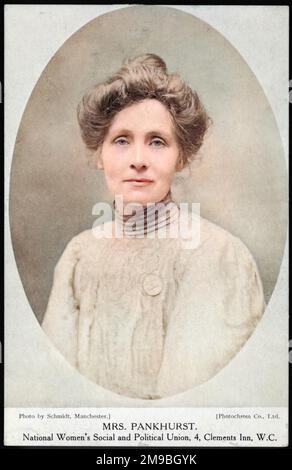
[42,215,266,399]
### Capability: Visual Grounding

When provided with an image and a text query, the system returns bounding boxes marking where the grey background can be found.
[9,5,288,324]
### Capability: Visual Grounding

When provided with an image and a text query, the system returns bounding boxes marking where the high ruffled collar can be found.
[113,190,180,238]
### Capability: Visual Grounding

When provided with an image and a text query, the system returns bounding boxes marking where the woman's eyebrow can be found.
[145,130,172,139]
[108,128,173,139]
[109,128,133,136]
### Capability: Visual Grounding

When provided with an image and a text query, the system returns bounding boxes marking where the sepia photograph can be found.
[4,4,288,447]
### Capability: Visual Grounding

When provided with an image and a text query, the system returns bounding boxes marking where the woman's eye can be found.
[151,138,165,147]
[114,137,129,145]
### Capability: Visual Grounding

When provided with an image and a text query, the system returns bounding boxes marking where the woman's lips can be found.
[124,179,153,186]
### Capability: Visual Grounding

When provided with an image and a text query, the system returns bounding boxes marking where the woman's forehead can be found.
[107,99,175,134]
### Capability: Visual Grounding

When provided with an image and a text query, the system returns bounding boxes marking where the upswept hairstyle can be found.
[77,53,211,169]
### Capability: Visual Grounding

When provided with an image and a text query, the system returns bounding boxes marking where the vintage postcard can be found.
[4,5,288,447]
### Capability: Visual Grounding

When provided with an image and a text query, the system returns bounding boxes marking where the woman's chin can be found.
[124,198,151,207]
[121,192,158,206]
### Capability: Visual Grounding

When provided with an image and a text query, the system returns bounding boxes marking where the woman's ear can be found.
[175,152,184,172]
[96,147,104,170]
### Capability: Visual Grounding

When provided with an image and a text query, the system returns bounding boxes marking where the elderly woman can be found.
[42,53,266,399]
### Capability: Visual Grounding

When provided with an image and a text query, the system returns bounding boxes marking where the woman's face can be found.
[97,99,182,206]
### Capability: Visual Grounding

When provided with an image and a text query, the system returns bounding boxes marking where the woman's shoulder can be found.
[198,215,234,243]
[185,214,258,267]
[181,215,265,301]
[199,216,246,248]
[66,220,115,246]
[62,229,97,253]
[55,223,113,267]
[181,215,253,261]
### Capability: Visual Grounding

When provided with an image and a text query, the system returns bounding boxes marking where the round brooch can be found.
[142,273,163,296]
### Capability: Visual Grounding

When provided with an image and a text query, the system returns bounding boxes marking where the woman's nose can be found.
[130,161,148,170]
[129,144,149,170]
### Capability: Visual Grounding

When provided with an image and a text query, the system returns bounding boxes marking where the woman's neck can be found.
[113,190,180,238]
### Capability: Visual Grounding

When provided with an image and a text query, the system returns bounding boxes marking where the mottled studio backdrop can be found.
[9,5,287,324]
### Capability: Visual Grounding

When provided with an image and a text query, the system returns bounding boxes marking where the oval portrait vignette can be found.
[8,6,288,400]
